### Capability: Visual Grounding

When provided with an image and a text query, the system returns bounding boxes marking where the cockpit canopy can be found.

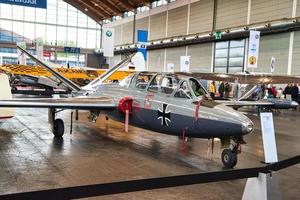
[119,72,207,99]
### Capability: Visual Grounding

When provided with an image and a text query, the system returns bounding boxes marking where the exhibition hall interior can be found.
[0,0,300,199]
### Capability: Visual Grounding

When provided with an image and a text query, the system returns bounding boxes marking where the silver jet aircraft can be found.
[0,46,293,169]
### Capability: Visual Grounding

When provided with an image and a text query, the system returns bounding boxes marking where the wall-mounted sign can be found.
[270,57,275,73]
[0,0,47,9]
[137,30,148,60]
[166,63,174,73]
[215,31,222,40]
[180,56,190,72]
[102,28,115,57]
[247,31,260,68]
[43,51,51,58]
[64,47,80,54]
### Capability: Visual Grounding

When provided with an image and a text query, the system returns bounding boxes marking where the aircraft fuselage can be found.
[94,84,253,139]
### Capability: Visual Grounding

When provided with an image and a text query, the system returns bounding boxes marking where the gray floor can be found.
[0,107,299,199]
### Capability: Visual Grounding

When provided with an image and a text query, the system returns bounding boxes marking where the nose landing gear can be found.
[221,137,243,168]
[221,148,238,168]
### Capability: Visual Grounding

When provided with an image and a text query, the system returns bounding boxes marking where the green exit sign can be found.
[215,31,222,40]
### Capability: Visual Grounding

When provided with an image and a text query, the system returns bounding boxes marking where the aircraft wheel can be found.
[53,119,65,137]
[221,149,238,168]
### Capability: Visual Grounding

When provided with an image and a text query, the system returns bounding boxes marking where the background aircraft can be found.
[177,72,299,110]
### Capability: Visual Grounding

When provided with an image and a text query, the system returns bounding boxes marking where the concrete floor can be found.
[0,107,299,199]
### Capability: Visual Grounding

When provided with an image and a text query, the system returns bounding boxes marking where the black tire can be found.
[54,119,64,137]
[221,149,238,168]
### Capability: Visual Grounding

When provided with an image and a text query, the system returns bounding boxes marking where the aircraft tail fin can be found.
[82,53,140,91]
[16,45,82,92]
[0,74,14,119]
[238,85,258,101]
[130,52,146,71]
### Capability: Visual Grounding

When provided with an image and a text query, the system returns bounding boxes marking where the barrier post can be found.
[242,172,281,200]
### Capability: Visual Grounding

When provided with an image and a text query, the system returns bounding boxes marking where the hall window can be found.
[214,39,245,73]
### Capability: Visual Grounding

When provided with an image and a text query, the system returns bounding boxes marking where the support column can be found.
[287,32,294,75]
[132,11,137,44]
[247,0,251,25]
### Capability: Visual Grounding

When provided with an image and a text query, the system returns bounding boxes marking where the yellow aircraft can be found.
[0,64,134,84]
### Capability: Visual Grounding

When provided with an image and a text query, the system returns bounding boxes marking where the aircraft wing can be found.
[0,97,116,110]
[176,72,300,84]
[17,46,82,92]
[216,100,274,107]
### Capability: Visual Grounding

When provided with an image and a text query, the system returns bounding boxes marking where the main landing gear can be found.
[49,108,65,138]
[53,118,65,137]
[221,137,244,168]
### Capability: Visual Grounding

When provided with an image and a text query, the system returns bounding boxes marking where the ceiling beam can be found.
[90,0,115,18]
[77,0,112,19]
[118,0,136,10]
[96,0,123,16]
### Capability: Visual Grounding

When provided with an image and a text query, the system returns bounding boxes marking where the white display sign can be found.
[167,63,174,73]
[17,42,26,65]
[180,56,190,72]
[36,37,44,60]
[102,28,115,57]
[271,57,275,73]
[260,112,278,163]
[247,31,260,68]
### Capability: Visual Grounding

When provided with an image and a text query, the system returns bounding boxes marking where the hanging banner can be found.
[180,56,190,72]
[17,42,26,65]
[167,63,174,73]
[0,0,47,9]
[247,31,260,68]
[137,30,148,60]
[36,37,44,60]
[102,28,115,57]
[270,57,275,73]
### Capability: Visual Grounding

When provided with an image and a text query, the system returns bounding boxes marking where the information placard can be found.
[260,112,278,163]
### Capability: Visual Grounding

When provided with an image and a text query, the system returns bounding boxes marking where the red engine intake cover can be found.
[118,97,133,114]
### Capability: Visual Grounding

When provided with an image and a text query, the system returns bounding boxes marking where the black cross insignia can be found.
[157,103,171,126]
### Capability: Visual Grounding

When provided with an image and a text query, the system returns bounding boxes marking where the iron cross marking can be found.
[158,103,171,126]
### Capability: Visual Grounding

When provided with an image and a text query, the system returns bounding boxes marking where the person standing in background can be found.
[224,82,231,98]
[284,83,292,99]
[218,81,225,98]
[233,80,239,99]
[210,81,216,99]
[291,83,299,102]
[277,87,283,99]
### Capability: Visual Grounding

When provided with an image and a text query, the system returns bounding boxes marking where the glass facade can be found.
[0,0,101,49]
[214,39,245,73]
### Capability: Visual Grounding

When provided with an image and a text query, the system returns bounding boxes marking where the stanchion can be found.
[242,172,281,200]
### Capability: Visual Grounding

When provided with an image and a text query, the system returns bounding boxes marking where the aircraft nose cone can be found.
[214,104,254,135]
[242,121,254,134]
[292,101,299,107]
